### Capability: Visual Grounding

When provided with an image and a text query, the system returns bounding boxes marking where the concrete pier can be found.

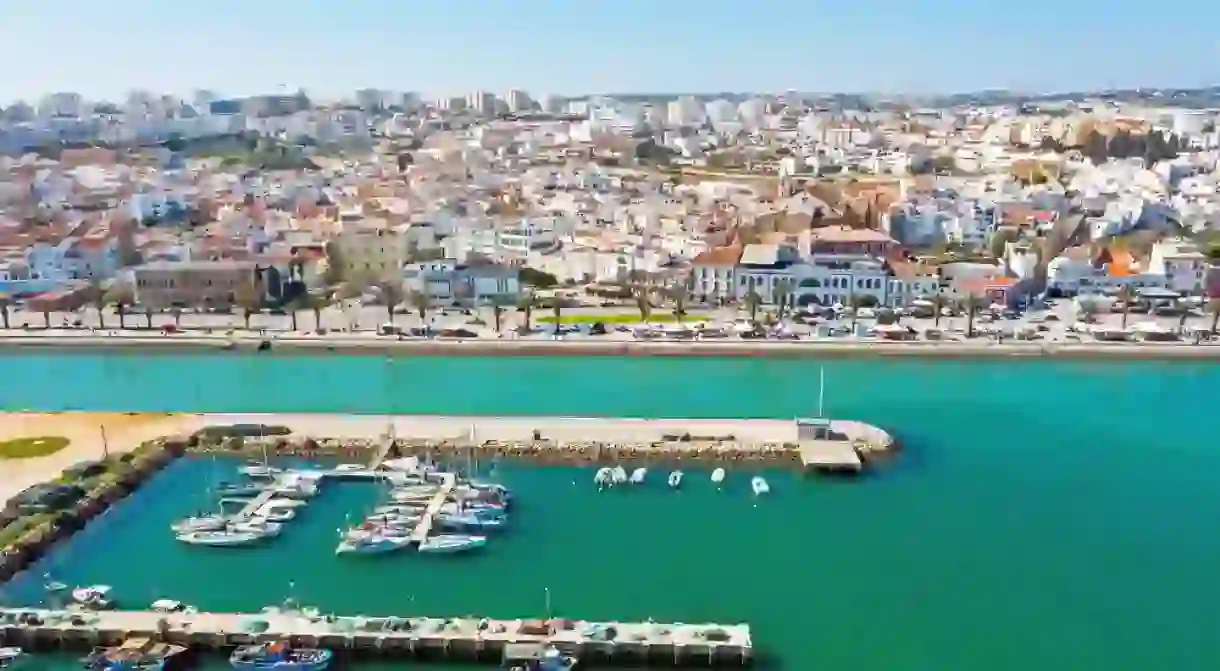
[410,472,456,542]
[0,608,752,666]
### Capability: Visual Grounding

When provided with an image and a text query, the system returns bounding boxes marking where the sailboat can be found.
[611,466,628,485]
[667,471,683,489]
[629,467,647,484]
[239,441,281,479]
[711,468,726,486]
[594,467,612,489]
[172,455,231,534]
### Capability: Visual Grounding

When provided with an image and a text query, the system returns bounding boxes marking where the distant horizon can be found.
[2,0,1218,103]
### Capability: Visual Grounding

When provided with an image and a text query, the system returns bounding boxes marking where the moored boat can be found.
[418,534,487,554]
[170,515,228,534]
[503,644,577,671]
[611,466,628,485]
[629,467,647,484]
[83,637,186,671]
[668,471,683,489]
[437,513,505,532]
[71,585,114,610]
[592,467,612,488]
[751,476,770,496]
[711,468,726,486]
[239,462,282,479]
[176,529,263,547]
[230,518,283,537]
[335,532,414,555]
[216,481,266,497]
[0,647,23,669]
[230,642,332,671]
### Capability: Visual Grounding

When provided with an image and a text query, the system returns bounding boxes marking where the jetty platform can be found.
[0,608,752,666]
[410,472,456,542]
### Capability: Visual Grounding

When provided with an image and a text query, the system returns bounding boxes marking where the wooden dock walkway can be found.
[234,487,279,520]
[410,473,456,542]
[797,440,862,472]
[0,607,752,665]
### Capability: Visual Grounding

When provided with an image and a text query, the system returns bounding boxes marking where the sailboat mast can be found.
[818,366,825,418]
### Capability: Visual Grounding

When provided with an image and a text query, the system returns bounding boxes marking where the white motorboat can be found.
[71,585,114,609]
[629,467,647,484]
[151,599,197,614]
[255,503,297,523]
[611,466,628,485]
[239,462,282,479]
[751,476,770,496]
[668,471,683,488]
[0,647,23,668]
[230,518,283,537]
[274,474,321,499]
[593,467,612,487]
[711,468,726,486]
[336,532,414,555]
[176,529,263,546]
[373,504,426,517]
[418,534,487,554]
[333,463,366,473]
[170,514,229,534]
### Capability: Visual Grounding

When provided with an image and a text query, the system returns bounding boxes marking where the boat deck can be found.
[797,440,862,471]
[0,608,752,665]
[410,473,456,542]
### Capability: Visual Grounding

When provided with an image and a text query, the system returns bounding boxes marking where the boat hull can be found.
[230,648,332,671]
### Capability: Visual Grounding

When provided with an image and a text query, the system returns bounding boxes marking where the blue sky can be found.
[2,0,1218,102]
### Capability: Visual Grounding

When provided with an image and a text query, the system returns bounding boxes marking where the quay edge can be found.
[0,608,753,667]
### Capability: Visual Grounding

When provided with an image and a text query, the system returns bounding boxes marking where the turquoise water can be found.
[2,353,1220,670]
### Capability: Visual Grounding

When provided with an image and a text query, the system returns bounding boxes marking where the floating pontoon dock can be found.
[0,608,752,666]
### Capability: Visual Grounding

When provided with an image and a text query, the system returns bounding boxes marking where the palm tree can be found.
[962,294,983,339]
[667,285,689,323]
[144,306,153,329]
[774,279,793,323]
[849,294,864,333]
[103,286,133,330]
[407,287,430,323]
[1116,285,1134,330]
[0,293,10,330]
[234,280,263,331]
[90,285,107,329]
[551,298,564,327]
[932,291,944,327]
[744,289,763,323]
[635,289,652,322]
[517,290,537,332]
[285,296,303,332]
[306,291,331,331]
[492,304,504,333]
[170,307,183,328]
[379,280,405,327]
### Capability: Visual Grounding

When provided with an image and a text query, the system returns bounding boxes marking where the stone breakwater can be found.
[0,437,185,583]
[6,332,1220,360]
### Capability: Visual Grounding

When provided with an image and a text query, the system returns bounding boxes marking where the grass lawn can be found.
[0,436,71,459]
[537,313,709,325]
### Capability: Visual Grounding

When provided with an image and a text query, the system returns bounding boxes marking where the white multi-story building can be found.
[666,96,705,128]
[506,89,533,114]
[1147,238,1207,294]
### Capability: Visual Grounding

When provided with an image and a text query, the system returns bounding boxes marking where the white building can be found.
[1146,238,1207,294]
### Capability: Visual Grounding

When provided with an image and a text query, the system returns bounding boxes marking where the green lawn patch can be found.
[0,436,71,459]
[537,313,709,325]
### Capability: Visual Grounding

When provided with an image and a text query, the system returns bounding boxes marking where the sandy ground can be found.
[0,412,189,502]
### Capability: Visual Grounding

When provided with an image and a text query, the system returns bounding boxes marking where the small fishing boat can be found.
[176,529,263,547]
[150,599,197,614]
[170,514,229,534]
[751,476,770,496]
[503,644,578,671]
[629,467,647,484]
[611,466,628,485]
[273,475,320,499]
[83,637,186,671]
[332,463,366,474]
[711,468,726,486]
[335,532,414,555]
[0,647,23,669]
[593,467,612,487]
[668,471,683,489]
[45,579,69,594]
[230,641,333,671]
[71,585,114,610]
[418,534,487,554]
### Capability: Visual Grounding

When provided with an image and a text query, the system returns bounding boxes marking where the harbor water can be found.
[2,353,1220,670]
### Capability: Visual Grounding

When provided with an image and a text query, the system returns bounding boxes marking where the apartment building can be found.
[133,260,260,308]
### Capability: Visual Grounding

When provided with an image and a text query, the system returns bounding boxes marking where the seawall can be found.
[4,333,1220,360]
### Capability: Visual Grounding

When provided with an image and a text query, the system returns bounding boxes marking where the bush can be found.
[194,424,292,440]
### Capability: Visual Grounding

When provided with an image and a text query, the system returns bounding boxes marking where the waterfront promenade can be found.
[5,329,1220,359]
[0,607,752,665]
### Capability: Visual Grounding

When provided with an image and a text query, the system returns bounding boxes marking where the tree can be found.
[517,290,537,331]
[1210,299,1220,337]
[492,304,504,333]
[1116,285,1135,330]
[849,294,865,333]
[407,287,430,323]
[378,280,405,326]
[988,228,1020,260]
[170,307,183,328]
[234,280,263,330]
[321,241,345,286]
[90,284,107,329]
[961,294,985,338]
[744,289,763,323]
[933,291,944,327]
[0,293,10,330]
[518,267,558,289]
[666,285,689,323]
[103,286,133,330]
[552,299,564,328]
[305,291,331,331]
[144,305,153,329]
[284,295,303,332]
[635,289,652,322]
[774,279,793,323]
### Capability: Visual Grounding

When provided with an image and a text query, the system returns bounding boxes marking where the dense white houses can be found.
[402,259,521,306]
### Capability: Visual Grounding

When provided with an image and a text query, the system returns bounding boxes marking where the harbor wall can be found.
[0,438,185,583]
[5,333,1220,360]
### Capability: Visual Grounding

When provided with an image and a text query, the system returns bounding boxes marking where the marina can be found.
[0,608,752,666]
